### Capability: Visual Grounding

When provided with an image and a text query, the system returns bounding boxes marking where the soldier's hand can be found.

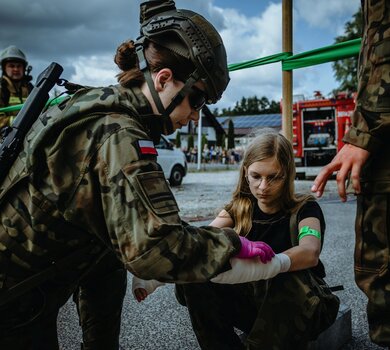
[311,144,370,202]
[236,236,275,263]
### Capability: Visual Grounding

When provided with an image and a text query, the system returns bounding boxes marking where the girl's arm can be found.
[209,209,234,228]
[283,217,322,271]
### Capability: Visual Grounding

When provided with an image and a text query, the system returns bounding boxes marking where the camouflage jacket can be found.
[343,0,390,192]
[0,85,240,288]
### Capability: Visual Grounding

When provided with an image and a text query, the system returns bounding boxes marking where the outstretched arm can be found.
[311,144,370,202]
[283,217,321,271]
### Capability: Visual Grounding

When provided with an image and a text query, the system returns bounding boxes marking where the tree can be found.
[216,132,224,147]
[175,132,181,148]
[217,95,281,116]
[227,119,235,149]
[332,7,363,93]
[188,134,194,149]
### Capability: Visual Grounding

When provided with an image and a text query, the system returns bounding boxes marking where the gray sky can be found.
[0,0,360,110]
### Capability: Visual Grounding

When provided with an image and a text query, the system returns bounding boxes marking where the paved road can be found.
[58,171,384,350]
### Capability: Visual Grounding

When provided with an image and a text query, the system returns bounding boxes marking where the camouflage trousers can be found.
[355,193,390,347]
[0,252,126,350]
[176,272,316,350]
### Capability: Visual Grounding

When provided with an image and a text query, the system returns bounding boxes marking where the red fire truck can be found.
[291,91,355,167]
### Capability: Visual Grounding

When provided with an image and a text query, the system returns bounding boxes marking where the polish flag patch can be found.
[137,139,158,155]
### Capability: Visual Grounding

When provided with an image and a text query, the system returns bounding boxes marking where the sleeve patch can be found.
[134,171,179,216]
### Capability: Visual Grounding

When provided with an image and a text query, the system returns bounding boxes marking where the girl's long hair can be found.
[225,128,312,236]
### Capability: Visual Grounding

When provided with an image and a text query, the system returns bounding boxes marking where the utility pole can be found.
[282,0,293,141]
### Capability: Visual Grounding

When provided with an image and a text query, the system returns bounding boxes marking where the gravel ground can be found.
[58,170,386,350]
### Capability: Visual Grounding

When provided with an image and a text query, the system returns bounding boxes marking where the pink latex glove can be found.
[236,236,275,263]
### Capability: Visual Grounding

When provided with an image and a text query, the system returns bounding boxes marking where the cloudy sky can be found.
[1,0,360,110]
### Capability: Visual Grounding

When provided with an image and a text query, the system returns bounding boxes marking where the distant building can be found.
[217,114,281,149]
[166,112,282,150]
[166,106,226,149]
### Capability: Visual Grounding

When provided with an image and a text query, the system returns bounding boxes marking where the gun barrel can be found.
[12,62,63,131]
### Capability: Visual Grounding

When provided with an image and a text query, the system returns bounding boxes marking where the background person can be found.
[176,129,329,349]
[0,1,274,349]
[311,1,390,347]
[0,45,33,129]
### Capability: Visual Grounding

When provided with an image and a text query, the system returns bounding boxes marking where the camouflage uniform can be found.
[342,0,390,346]
[0,85,240,349]
[0,75,33,129]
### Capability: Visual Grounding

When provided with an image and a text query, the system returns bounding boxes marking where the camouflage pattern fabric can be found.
[354,193,390,346]
[0,84,240,284]
[176,272,328,350]
[0,251,126,350]
[342,0,390,346]
[73,252,127,350]
[0,83,240,346]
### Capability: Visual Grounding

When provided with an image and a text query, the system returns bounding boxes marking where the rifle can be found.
[0,62,63,185]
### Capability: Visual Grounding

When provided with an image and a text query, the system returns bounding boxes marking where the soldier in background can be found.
[312,0,390,347]
[0,1,274,349]
[0,45,33,129]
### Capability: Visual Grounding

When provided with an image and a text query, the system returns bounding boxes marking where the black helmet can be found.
[136,0,229,109]
[1,45,28,69]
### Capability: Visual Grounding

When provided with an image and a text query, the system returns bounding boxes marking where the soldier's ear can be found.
[154,68,174,92]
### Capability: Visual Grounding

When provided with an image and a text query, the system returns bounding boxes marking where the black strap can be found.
[136,46,166,115]
[329,285,344,292]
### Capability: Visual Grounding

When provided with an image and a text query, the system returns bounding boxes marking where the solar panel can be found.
[216,114,281,128]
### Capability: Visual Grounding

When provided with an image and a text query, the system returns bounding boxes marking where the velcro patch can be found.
[134,171,179,216]
[135,139,158,156]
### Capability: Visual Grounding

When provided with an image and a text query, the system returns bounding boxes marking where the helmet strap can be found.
[136,44,199,117]
[164,72,198,115]
[136,45,167,116]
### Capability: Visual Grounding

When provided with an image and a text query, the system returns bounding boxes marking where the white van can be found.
[156,135,187,186]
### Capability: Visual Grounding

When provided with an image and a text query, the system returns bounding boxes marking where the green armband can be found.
[298,226,321,240]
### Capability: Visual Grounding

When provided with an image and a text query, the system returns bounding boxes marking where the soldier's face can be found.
[4,61,24,81]
[152,68,204,132]
[167,81,205,131]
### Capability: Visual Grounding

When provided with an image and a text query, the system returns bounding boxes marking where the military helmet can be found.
[137,1,230,104]
[0,45,28,68]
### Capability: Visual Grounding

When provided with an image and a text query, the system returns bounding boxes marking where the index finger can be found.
[311,164,334,197]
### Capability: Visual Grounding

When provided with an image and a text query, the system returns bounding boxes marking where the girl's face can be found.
[246,157,285,214]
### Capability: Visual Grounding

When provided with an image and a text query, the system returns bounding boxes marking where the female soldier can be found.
[176,129,330,350]
[0,1,274,349]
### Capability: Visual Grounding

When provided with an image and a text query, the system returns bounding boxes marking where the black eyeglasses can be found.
[188,86,206,111]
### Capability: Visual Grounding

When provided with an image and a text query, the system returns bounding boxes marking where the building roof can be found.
[217,114,282,129]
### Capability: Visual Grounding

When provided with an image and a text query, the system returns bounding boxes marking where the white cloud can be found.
[213,3,284,109]
[69,56,118,87]
[295,0,360,30]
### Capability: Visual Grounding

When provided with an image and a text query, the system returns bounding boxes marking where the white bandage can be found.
[210,253,291,284]
[131,276,165,299]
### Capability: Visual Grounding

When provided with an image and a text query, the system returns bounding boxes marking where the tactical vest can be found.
[0,75,33,128]
[0,85,147,302]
